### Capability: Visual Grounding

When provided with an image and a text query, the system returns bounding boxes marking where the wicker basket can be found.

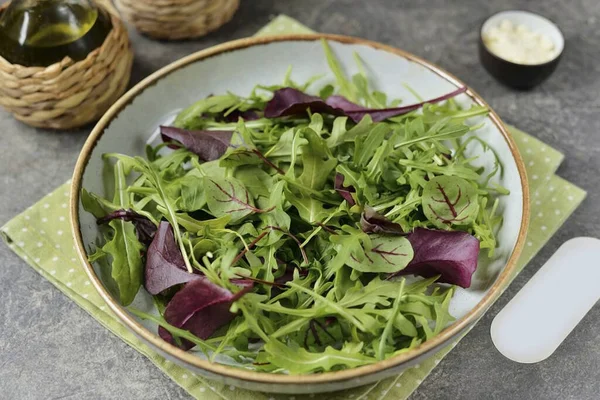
[115,0,239,40]
[0,2,133,130]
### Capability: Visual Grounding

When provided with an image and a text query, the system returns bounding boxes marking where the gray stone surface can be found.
[0,0,599,399]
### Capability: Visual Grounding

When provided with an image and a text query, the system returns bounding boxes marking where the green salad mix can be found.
[82,40,507,374]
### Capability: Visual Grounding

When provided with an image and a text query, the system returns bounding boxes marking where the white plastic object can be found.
[491,237,600,363]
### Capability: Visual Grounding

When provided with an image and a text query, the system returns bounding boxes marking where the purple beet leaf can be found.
[263,87,468,123]
[325,86,466,122]
[360,206,405,235]
[393,228,480,288]
[159,278,253,349]
[264,88,343,119]
[145,221,200,295]
[218,109,260,123]
[97,209,157,246]
[160,126,233,161]
[335,172,356,206]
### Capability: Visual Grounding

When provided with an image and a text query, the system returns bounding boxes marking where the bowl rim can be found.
[70,33,530,386]
[479,9,565,67]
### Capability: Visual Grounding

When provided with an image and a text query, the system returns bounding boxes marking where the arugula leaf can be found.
[81,188,110,218]
[175,213,230,233]
[353,123,390,168]
[93,161,144,306]
[264,340,375,374]
[325,116,348,148]
[298,128,337,190]
[259,181,291,244]
[352,52,386,108]
[97,220,144,306]
[174,94,243,129]
[434,287,455,335]
[321,38,358,103]
[339,276,404,307]
[284,185,330,224]
[378,279,405,359]
[393,123,470,149]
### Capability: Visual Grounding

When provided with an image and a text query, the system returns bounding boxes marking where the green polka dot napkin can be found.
[0,15,587,400]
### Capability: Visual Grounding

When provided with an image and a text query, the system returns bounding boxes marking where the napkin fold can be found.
[0,15,587,400]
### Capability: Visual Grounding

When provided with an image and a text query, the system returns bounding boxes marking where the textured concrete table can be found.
[1,1,599,399]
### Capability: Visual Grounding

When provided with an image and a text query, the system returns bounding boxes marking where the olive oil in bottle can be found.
[0,0,112,67]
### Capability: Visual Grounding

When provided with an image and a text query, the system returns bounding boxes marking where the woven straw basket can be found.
[0,1,133,130]
[114,0,239,40]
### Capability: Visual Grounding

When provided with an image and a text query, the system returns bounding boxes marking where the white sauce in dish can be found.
[483,19,557,65]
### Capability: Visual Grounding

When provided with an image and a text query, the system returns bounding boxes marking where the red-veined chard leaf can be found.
[360,206,405,235]
[346,234,414,274]
[97,209,157,246]
[159,278,253,350]
[422,175,479,229]
[263,87,467,123]
[395,228,480,288]
[204,176,272,223]
[160,126,233,161]
[145,221,200,295]
[234,166,274,199]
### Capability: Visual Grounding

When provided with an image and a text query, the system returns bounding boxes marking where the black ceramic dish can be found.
[479,10,564,90]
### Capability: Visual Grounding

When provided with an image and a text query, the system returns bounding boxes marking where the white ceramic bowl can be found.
[71,34,529,394]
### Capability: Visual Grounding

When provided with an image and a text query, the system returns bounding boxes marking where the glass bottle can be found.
[0,0,112,67]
